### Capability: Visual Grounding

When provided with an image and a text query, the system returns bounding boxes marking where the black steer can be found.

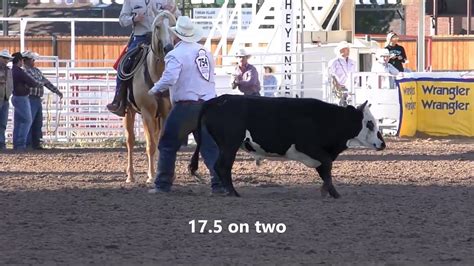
[189,95,386,198]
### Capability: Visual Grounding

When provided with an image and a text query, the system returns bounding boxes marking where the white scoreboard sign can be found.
[192,8,253,38]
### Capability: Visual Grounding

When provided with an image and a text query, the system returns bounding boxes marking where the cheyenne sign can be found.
[281,0,296,96]
[398,78,474,137]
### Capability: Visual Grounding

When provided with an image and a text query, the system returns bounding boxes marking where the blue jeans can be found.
[0,99,9,149]
[12,95,32,150]
[155,102,222,191]
[27,96,43,148]
[115,34,152,95]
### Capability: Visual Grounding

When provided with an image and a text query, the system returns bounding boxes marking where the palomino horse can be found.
[124,11,175,183]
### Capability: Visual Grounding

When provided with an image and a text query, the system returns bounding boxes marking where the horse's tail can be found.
[188,101,209,178]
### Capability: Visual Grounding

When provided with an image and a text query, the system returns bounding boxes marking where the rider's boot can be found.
[107,82,127,117]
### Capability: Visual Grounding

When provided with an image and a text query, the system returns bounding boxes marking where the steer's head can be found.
[353,101,386,151]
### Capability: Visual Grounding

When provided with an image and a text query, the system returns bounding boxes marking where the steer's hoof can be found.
[146,177,155,184]
[321,184,340,199]
[320,186,329,198]
[226,190,240,197]
[329,188,341,199]
[126,177,135,183]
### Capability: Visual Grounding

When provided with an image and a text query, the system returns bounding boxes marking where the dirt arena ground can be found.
[0,137,473,264]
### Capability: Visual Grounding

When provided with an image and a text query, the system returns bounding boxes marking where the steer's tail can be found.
[188,102,209,180]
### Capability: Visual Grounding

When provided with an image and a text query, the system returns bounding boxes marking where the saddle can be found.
[117,44,150,114]
[117,44,169,117]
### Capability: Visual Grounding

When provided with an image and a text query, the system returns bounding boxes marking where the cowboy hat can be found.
[334,41,351,56]
[21,51,40,60]
[263,65,276,73]
[169,16,203,43]
[235,48,251,57]
[0,49,13,60]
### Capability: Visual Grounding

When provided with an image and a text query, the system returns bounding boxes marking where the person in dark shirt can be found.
[231,48,261,96]
[11,52,41,150]
[384,32,407,72]
[23,51,63,150]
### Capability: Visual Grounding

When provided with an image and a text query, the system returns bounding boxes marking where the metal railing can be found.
[2,52,331,145]
[3,58,403,146]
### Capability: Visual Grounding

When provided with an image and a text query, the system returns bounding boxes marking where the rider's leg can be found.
[106,34,151,114]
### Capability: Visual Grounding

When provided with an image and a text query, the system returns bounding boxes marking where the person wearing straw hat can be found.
[328,41,356,106]
[0,49,13,150]
[384,32,407,72]
[371,48,400,90]
[22,51,63,150]
[11,52,42,151]
[231,48,261,96]
[372,48,400,75]
[147,16,224,194]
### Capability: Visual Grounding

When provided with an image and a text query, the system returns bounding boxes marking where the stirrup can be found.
[108,102,126,117]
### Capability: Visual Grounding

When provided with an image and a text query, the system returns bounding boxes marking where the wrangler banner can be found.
[397,78,474,137]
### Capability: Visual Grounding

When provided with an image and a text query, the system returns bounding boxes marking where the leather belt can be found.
[175,99,204,104]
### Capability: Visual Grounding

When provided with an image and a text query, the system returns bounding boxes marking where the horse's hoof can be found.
[146,178,155,184]
[126,178,135,183]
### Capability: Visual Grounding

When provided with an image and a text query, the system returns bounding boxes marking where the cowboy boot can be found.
[106,89,122,112]
[107,82,127,117]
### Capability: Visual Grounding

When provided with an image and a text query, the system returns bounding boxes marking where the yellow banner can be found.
[398,78,474,137]
[398,81,417,137]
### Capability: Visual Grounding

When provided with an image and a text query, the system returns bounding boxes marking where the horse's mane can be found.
[152,10,176,28]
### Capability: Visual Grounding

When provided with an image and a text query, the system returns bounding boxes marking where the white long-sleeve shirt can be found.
[328,56,356,87]
[371,60,400,89]
[371,61,400,75]
[149,41,216,104]
[119,0,179,36]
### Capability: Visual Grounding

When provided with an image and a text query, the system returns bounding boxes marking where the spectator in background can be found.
[22,51,63,150]
[231,48,261,96]
[371,49,400,90]
[0,49,13,150]
[372,49,400,76]
[328,41,356,106]
[11,52,41,151]
[385,32,407,72]
[263,65,278,97]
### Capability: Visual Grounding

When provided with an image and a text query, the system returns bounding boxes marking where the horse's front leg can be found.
[142,111,158,184]
[124,108,136,183]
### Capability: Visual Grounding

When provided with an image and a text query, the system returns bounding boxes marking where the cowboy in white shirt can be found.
[371,49,400,89]
[147,16,224,194]
[372,48,400,75]
[328,41,355,106]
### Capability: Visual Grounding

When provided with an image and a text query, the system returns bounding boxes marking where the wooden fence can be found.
[1,35,473,70]
[371,35,474,71]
